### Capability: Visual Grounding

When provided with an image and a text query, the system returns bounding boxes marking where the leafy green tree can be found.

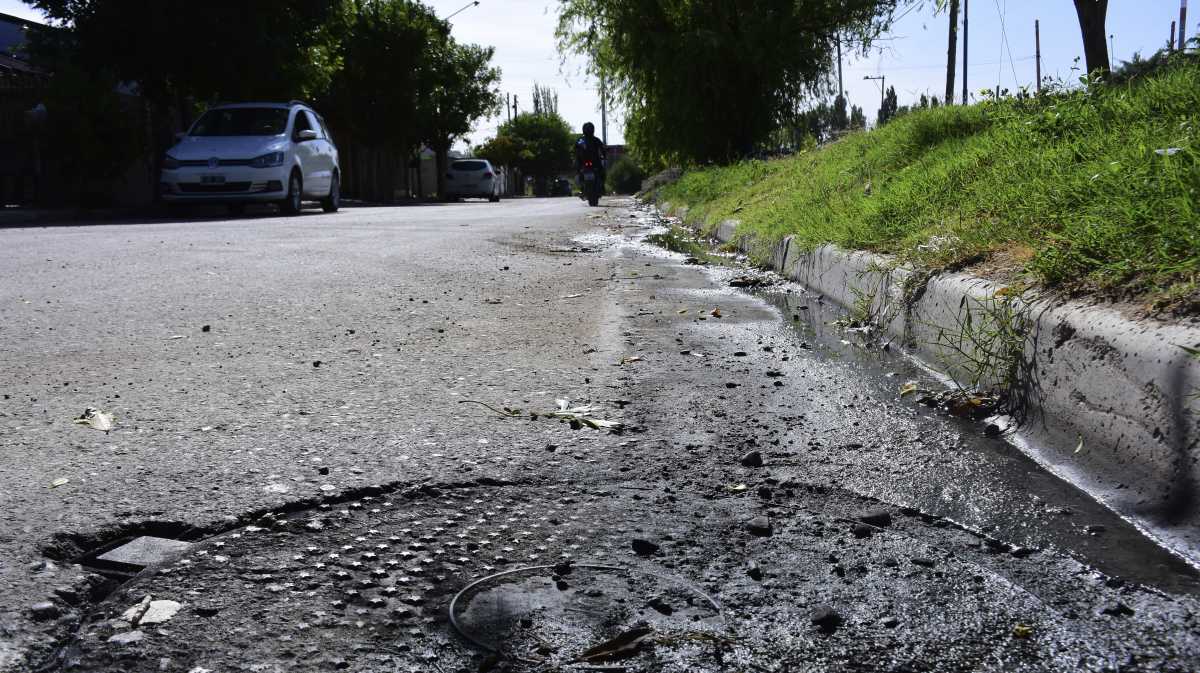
[607,155,645,194]
[26,0,347,106]
[877,85,899,125]
[556,0,899,164]
[477,110,574,195]
[317,0,443,201]
[850,105,867,130]
[420,40,502,199]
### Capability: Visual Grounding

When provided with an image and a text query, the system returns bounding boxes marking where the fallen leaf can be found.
[726,483,749,493]
[73,407,114,432]
[50,477,69,488]
[710,308,722,318]
[677,309,688,314]
[577,626,655,663]
[561,294,583,299]
[619,356,643,365]
[899,382,920,397]
[1074,435,1084,454]
[1013,623,1034,638]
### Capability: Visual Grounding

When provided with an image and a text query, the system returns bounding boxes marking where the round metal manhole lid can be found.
[449,564,724,667]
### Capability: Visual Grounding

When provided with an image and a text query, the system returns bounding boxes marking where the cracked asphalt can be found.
[1,198,1198,672]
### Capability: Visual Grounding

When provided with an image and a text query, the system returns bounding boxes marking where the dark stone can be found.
[193,605,220,617]
[201,325,211,332]
[746,561,764,581]
[851,524,874,539]
[746,516,773,537]
[881,616,899,628]
[1102,602,1135,617]
[911,557,936,568]
[631,539,659,556]
[29,602,59,621]
[647,596,674,615]
[858,510,892,528]
[756,486,773,500]
[810,605,843,633]
[1086,524,1106,535]
[740,451,763,468]
[1010,546,1037,558]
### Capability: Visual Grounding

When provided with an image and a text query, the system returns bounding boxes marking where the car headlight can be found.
[163,155,180,170]
[250,152,286,169]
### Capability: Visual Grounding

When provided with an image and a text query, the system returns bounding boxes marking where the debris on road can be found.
[50,477,69,488]
[576,626,656,663]
[73,407,114,432]
[457,398,624,432]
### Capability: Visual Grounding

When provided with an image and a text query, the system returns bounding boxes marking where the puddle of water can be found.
[628,204,1200,595]
[755,286,1200,595]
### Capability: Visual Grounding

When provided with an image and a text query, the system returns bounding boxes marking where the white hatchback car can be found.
[445,158,502,202]
[160,102,340,214]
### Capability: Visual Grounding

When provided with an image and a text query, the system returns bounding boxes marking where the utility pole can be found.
[945,0,960,106]
[1181,0,1189,51]
[1035,20,1042,93]
[1170,20,1177,51]
[962,0,969,105]
[513,95,518,117]
[506,93,511,123]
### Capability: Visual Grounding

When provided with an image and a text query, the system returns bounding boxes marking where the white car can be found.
[445,159,501,202]
[160,101,340,214]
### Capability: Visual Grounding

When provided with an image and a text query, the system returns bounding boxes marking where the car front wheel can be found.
[280,172,302,215]
[322,173,340,213]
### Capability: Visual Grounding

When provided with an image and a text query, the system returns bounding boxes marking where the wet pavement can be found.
[1,199,1198,672]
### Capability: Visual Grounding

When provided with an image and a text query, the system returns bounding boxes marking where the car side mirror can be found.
[296,129,318,142]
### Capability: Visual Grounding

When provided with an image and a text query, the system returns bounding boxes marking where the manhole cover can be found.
[449,564,723,667]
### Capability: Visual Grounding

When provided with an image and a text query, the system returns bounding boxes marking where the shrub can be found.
[607,156,646,194]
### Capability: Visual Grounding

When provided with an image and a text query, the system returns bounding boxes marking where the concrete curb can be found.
[660,203,1200,564]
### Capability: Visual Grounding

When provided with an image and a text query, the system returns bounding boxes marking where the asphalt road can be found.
[1,198,1198,672]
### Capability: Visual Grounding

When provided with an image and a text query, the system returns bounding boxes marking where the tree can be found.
[1072,0,1110,76]
[850,105,867,130]
[532,83,559,116]
[877,85,899,125]
[831,94,850,133]
[420,40,502,200]
[557,0,900,164]
[26,0,346,106]
[477,110,574,195]
[319,0,442,201]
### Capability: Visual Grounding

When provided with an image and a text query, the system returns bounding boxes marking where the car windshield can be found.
[452,160,487,171]
[190,108,290,137]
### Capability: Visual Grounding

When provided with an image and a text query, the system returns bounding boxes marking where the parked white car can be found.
[160,102,340,214]
[445,159,501,202]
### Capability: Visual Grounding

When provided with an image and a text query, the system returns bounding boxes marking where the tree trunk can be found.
[1072,0,1110,76]
[945,0,960,105]
[434,141,449,201]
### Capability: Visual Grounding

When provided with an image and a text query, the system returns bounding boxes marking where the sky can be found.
[2,0,1193,149]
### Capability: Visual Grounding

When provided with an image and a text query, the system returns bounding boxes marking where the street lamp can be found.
[864,74,886,121]
[444,1,480,21]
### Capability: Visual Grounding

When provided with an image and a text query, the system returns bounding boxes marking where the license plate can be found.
[200,175,225,184]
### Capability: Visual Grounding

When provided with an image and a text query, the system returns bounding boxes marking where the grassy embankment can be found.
[657,61,1200,313]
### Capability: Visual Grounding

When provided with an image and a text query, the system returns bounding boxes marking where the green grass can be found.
[658,60,1200,311]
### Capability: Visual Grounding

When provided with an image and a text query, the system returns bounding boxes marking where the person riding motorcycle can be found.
[574,122,606,198]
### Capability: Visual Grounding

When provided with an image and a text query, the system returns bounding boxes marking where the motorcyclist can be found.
[574,122,606,198]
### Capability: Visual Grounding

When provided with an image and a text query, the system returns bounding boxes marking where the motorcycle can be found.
[579,160,602,207]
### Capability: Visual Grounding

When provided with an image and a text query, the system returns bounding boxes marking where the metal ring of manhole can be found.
[449,563,724,668]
